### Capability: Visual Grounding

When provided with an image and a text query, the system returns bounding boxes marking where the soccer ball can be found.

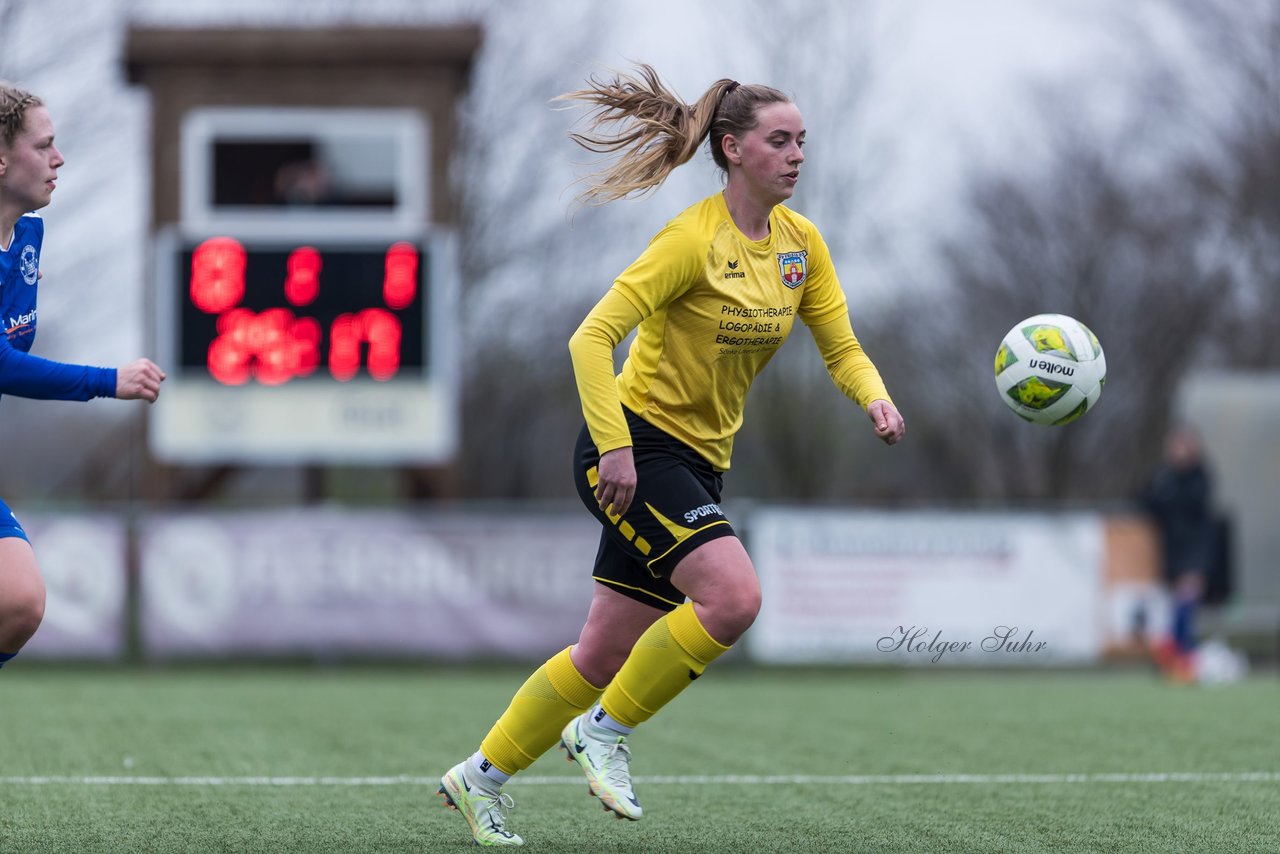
[994,313,1106,425]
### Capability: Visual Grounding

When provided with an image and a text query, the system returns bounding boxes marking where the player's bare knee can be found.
[571,638,629,687]
[725,585,762,635]
[702,583,761,643]
[584,650,628,687]
[1,587,45,647]
[14,598,44,642]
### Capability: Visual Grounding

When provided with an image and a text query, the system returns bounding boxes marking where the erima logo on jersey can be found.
[19,245,39,285]
[683,503,722,524]
[724,259,745,279]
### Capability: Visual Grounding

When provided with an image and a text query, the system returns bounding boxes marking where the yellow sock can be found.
[479,646,603,775]
[600,602,731,728]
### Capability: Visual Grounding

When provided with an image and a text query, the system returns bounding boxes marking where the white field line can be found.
[0,772,1277,787]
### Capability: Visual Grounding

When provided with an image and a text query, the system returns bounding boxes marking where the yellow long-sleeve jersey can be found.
[568,192,891,471]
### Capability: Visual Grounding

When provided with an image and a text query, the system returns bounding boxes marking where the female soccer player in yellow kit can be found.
[439,64,905,847]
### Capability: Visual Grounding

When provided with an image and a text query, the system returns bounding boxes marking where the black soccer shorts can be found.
[573,407,737,611]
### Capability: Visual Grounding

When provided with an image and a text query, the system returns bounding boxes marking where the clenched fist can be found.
[116,358,166,402]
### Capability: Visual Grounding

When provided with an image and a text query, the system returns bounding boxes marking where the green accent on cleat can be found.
[560,713,643,820]
[438,761,524,847]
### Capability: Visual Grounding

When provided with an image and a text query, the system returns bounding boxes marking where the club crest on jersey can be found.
[777,251,807,288]
[19,245,38,285]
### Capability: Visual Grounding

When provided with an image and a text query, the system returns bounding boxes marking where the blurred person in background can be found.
[437,64,904,847]
[1140,424,1215,682]
[273,157,334,206]
[0,83,165,671]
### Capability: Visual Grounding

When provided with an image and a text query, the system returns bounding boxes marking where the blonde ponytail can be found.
[558,64,787,205]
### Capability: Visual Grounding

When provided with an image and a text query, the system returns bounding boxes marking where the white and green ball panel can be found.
[994,313,1106,426]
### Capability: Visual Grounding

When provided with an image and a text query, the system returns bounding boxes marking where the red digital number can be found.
[329,309,402,382]
[190,237,246,313]
[383,241,418,310]
[207,308,320,386]
[192,238,415,385]
[284,246,321,306]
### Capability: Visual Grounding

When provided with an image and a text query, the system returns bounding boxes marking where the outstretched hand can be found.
[116,358,166,402]
[867,399,905,445]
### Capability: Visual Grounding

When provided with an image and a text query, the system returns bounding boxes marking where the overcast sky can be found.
[7,0,1135,344]
[2,0,1140,339]
[0,0,1166,486]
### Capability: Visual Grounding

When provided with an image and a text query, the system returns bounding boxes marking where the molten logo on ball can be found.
[994,313,1105,425]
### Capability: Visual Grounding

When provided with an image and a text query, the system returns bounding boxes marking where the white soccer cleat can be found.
[560,713,643,820]
[437,760,524,847]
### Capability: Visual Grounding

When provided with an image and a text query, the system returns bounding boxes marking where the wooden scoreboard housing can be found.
[126,26,480,496]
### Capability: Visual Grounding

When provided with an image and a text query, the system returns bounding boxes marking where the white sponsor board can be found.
[749,510,1104,665]
[151,379,457,464]
[19,516,128,659]
[138,509,598,659]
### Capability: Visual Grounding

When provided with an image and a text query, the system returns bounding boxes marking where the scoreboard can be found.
[179,237,427,385]
[150,229,457,464]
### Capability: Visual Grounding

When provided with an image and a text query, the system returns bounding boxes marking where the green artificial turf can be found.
[1,666,1276,852]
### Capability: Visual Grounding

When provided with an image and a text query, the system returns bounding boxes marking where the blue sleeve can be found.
[0,340,117,400]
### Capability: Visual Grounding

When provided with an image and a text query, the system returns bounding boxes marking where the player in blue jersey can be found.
[0,83,166,669]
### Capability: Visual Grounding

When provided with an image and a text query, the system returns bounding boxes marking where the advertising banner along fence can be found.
[748,509,1105,665]
[138,508,599,660]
